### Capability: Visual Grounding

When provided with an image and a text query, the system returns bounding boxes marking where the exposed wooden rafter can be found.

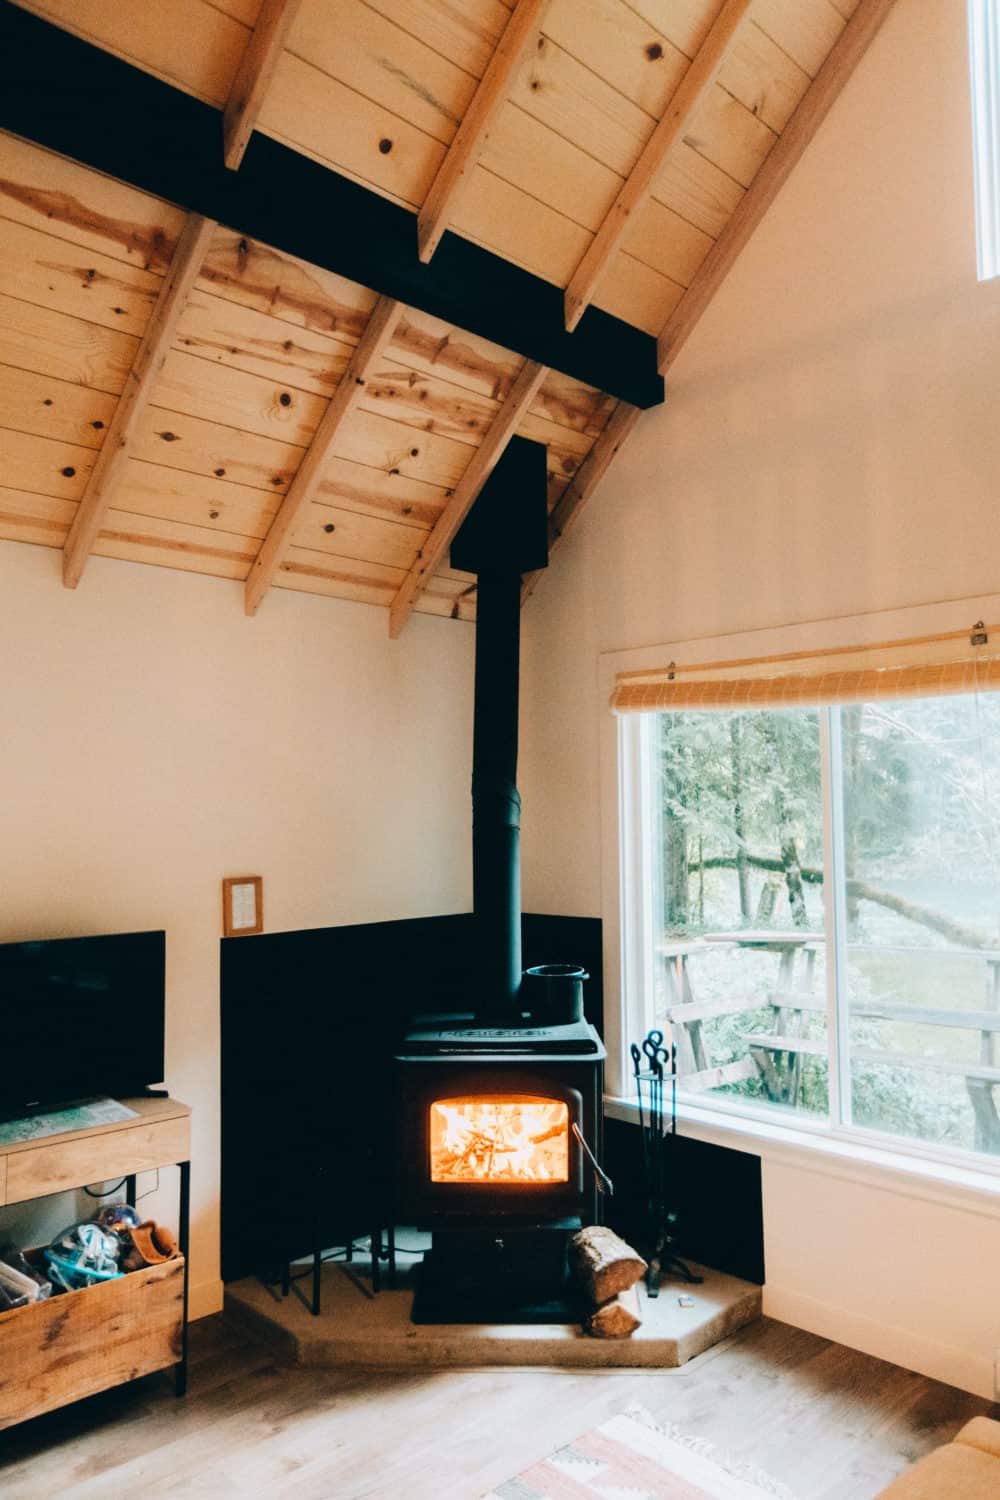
[564,0,752,333]
[244,295,404,615]
[62,213,216,590]
[417,0,548,264]
[389,360,549,637]
[522,402,641,602]
[657,0,901,372]
[0,3,662,410]
[223,0,301,171]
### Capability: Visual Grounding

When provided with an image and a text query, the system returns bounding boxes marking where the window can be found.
[969,0,1000,280]
[613,643,1000,1169]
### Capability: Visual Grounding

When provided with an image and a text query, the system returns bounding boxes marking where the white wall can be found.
[0,544,474,1316]
[521,0,1000,1397]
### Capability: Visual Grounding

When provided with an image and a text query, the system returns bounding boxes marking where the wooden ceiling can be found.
[0,0,896,628]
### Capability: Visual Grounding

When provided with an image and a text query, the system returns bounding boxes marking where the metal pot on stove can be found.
[521,963,588,1024]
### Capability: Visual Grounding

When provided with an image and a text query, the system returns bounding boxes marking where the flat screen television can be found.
[0,930,165,1115]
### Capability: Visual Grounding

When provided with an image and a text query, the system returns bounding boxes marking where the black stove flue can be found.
[470,568,524,1019]
[451,435,549,1022]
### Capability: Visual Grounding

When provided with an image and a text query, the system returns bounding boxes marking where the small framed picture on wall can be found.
[222,876,263,937]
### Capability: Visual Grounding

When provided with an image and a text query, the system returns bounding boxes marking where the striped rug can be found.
[482,1410,793,1500]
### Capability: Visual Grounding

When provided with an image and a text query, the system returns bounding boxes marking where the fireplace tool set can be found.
[630,1029,702,1296]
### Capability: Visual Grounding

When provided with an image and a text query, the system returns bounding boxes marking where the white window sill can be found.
[604,1094,1000,1221]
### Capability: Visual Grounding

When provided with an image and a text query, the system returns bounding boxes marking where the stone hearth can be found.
[225,1238,760,1370]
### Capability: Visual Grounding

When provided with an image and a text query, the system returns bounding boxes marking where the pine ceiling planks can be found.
[0,130,617,621]
[64,213,217,588]
[417,0,548,263]
[245,293,406,615]
[1,0,893,622]
[14,0,852,336]
[564,0,753,331]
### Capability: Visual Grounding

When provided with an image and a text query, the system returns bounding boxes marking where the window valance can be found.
[610,622,1000,713]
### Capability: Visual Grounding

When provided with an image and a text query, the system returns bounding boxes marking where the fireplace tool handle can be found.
[572,1122,614,1197]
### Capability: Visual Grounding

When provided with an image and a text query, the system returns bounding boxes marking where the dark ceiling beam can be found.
[0,2,663,411]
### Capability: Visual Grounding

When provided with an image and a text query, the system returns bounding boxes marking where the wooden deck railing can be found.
[657,936,1000,1152]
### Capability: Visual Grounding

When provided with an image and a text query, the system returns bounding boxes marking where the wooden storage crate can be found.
[0,1255,184,1428]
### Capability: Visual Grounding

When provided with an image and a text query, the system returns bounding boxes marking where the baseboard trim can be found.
[189,1276,224,1321]
[763,1284,995,1400]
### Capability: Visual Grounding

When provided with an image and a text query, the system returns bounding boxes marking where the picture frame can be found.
[222,875,263,938]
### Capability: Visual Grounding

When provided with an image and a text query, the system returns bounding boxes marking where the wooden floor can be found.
[0,1312,994,1499]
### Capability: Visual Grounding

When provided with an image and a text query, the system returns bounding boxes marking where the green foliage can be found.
[648,696,1000,1156]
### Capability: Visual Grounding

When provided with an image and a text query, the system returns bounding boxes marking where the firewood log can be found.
[569,1226,647,1305]
[584,1284,642,1339]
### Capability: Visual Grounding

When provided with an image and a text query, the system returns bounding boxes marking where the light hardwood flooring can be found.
[0,1312,994,1499]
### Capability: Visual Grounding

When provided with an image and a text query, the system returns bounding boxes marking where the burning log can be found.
[584,1284,642,1339]
[569,1226,647,1306]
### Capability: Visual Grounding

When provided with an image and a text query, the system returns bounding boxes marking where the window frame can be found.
[599,595,1000,1183]
[969,0,1000,282]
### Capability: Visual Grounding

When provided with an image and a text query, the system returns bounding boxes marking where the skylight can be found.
[969,0,1000,279]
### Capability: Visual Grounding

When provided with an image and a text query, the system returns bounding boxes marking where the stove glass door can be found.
[429,1095,570,1184]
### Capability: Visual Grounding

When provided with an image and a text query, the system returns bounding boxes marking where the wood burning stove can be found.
[396,1024,603,1222]
[394,1022,605,1320]
[393,442,608,1322]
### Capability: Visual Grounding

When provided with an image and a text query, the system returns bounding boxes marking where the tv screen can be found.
[0,930,165,1115]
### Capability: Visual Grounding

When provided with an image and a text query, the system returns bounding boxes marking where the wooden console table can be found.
[0,1096,191,1428]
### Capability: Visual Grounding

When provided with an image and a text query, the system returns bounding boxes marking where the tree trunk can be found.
[661,719,689,930]
[687,853,999,951]
[841,705,863,929]
[846,877,997,951]
[730,715,751,919]
[760,720,807,928]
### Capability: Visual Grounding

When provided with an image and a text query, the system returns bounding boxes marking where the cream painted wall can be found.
[0,544,474,1316]
[520,0,1000,1397]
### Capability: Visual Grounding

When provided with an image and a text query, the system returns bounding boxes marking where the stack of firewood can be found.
[569,1226,647,1338]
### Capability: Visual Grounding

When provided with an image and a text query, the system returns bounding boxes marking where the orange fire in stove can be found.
[429,1096,570,1184]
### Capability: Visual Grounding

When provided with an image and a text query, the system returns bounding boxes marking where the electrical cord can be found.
[83,1168,159,1202]
[138,1169,159,1202]
[83,1177,128,1199]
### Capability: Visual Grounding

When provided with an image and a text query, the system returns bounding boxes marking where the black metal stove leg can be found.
[311,1246,321,1316]
[311,1163,323,1316]
[371,1229,382,1293]
[387,1223,396,1286]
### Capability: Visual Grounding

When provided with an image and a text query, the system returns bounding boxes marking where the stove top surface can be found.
[396,1017,605,1060]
